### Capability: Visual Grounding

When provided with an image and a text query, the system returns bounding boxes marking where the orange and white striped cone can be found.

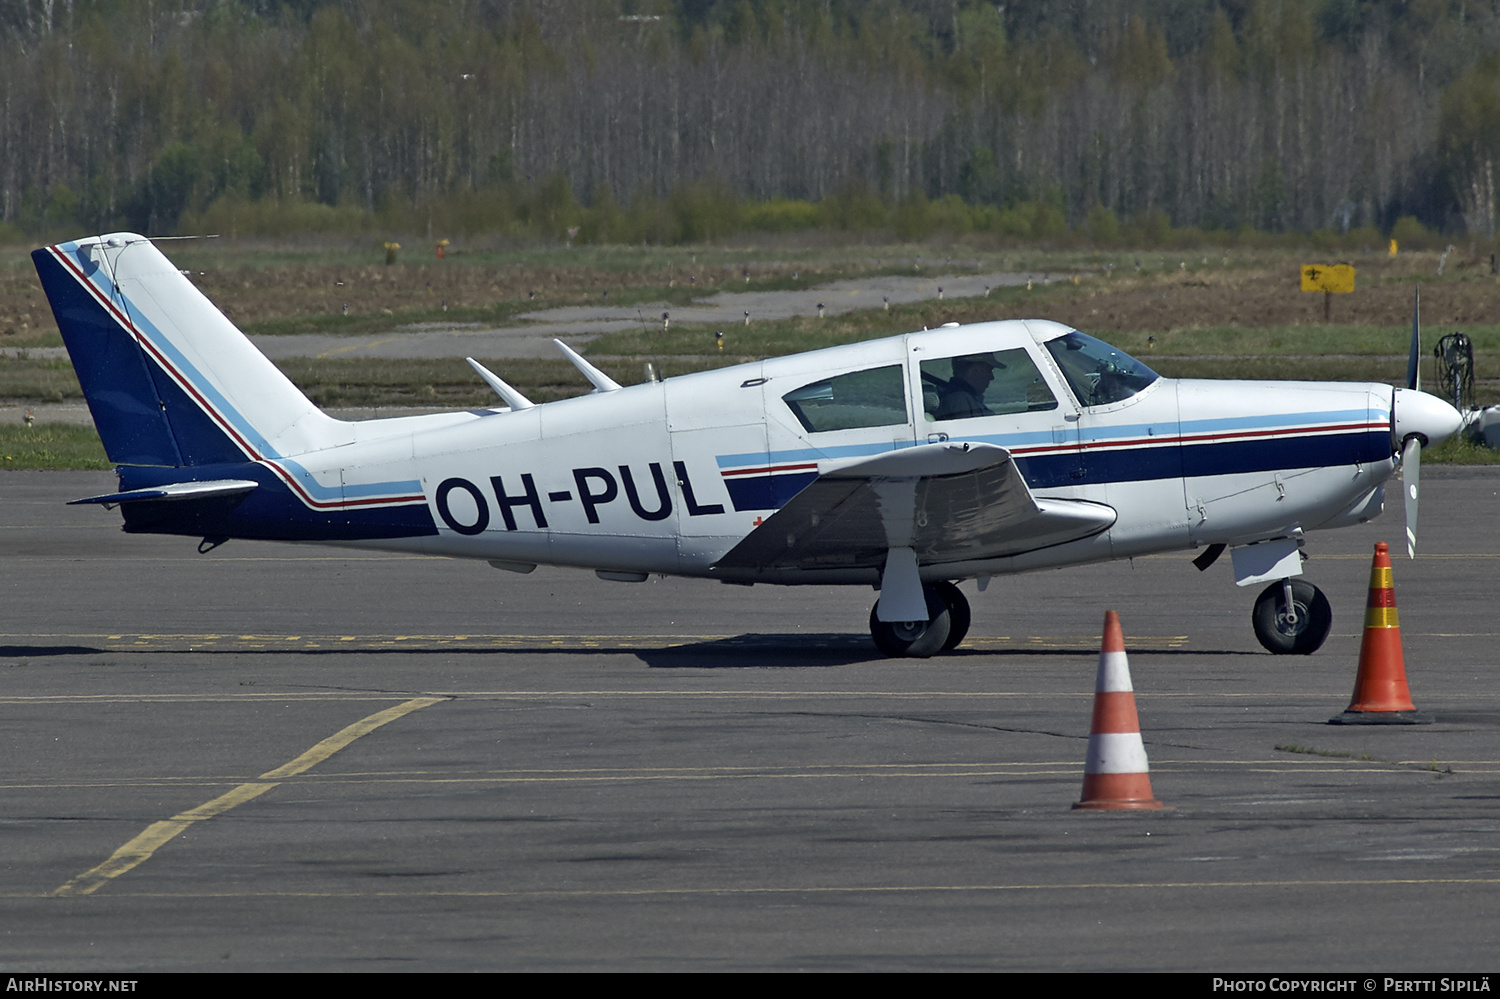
[1075,610,1164,810]
[1330,542,1433,725]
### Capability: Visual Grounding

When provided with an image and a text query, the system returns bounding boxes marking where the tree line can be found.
[1,0,1498,244]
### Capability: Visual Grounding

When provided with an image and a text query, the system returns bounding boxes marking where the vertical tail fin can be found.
[32,234,347,467]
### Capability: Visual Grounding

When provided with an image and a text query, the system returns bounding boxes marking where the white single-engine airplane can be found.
[34,234,1462,656]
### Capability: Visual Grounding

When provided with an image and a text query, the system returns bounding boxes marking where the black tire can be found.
[869,586,952,658]
[1251,579,1332,655]
[932,580,971,651]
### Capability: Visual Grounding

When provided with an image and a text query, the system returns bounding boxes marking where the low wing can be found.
[711,442,1114,574]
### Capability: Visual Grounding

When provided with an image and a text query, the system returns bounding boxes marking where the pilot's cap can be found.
[954,352,1007,371]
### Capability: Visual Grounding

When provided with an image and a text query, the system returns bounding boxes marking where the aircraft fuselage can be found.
[40,234,1457,656]
[113,321,1396,586]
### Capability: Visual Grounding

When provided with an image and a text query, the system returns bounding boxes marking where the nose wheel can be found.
[869,581,971,657]
[1251,579,1332,655]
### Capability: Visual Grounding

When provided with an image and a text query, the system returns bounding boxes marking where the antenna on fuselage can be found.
[465,357,534,410]
[553,338,622,392]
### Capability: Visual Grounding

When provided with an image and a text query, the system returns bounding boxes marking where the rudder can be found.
[33,242,189,465]
[33,234,347,467]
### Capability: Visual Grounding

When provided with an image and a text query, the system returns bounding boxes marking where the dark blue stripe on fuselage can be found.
[1180,429,1390,478]
[116,464,438,541]
[1013,430,1389,488]
[724,473,819,512]
[725,429,1391,513]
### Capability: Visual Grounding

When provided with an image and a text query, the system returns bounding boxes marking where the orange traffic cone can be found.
[1075,611,1164,810]
[1330,542,1433,725]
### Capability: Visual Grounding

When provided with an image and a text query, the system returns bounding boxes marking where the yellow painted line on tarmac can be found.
[0,689,1362,706]
[316,336,401,359]
[285,766,1091,786]
[20,875,1500,901]
[15,764,1093,796]
[50,784,279,898]
[20,754,1495,796]
[51,696,445,897]
[3,768,1072,792]
[1024,634,1187,649]
[0,631,1211,652]
[262,697,444,779]
[0,765,1318,790]
[0,693,432,704]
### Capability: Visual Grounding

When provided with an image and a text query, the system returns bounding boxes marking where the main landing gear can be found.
[868,581,972,658]
[1250,578,1332,655]
[866,575,1335,657]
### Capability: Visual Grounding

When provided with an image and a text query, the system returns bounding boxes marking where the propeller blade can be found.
[1407,286,1421,391]
[1402,435,1422,559]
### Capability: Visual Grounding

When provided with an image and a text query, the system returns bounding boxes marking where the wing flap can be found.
[712,442,1114,572]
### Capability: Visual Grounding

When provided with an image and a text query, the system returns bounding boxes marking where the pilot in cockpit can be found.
[934,354,1005,420]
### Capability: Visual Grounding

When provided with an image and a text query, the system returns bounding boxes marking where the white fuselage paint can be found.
[299,320,1395,586]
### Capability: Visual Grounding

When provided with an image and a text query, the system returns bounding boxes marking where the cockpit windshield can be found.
[1043,331,1158,407]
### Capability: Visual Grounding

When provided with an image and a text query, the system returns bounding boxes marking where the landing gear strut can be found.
[1251,578,1332,655]
[869,581,971,657]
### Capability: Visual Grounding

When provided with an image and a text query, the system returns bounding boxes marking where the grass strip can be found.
[0,424,111,470]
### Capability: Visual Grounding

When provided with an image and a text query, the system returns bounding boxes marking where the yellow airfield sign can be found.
[1301,264,1356,293]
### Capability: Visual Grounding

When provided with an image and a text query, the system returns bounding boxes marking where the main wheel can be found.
[931,580,971,651]
[869,586,951,658]
[1251,579,1332,655]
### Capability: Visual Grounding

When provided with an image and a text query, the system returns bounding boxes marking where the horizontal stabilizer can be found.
[69,479,259,507]
[713,441,1115,573]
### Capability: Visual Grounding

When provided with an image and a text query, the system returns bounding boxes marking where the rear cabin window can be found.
[782,365,908,433]
[920,348,1058,422]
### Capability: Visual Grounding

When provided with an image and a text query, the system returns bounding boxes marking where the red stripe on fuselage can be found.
[720,462,821,477]
[1005,421,1389,457]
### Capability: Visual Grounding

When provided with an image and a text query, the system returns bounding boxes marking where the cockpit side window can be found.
[782,364,908,433]
[920,348,1058,422]
[1043,331,1158,407]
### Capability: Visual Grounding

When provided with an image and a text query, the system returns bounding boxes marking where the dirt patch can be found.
[5,247,1497,346]
[0,256,829,344]
[1036,264,1500,334]
[0,266,54,342]
[184,261,783,327]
